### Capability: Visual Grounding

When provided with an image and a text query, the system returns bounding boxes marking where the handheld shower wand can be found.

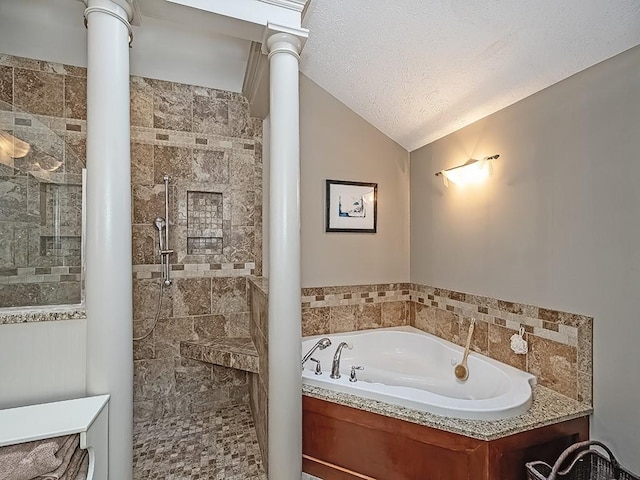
[154,217,166,252]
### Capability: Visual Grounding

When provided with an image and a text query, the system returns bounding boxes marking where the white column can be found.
[265,28,306,479]
[84,1,133,479]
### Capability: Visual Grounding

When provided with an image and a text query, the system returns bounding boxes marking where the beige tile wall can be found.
[0,54,86,308]
[301,283,411,335]
[296,281,593,403]
[248,277,269,472]
[130,75,263,422]
[0,53,265,421]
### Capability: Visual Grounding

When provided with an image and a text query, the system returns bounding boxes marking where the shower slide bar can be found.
[155,174,173,286]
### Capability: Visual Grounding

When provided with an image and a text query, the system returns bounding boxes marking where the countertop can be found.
[303,383,592,441]
[0,306,86,325]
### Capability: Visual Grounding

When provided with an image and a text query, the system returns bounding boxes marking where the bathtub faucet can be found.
[302,338,332,368]
[330,342,352,379]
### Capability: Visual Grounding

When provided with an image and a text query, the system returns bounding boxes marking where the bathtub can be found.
[302,326,535,421]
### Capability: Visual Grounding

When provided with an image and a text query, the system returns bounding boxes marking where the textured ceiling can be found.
[301,1,640,151]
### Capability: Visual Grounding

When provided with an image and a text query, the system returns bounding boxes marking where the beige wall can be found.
[0,320,86,409]
[299,74,410,287]
[410,45,640,471]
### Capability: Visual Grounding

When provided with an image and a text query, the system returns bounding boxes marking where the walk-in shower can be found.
[133,174,172,342]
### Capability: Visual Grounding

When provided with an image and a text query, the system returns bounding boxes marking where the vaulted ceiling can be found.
[2,1,639,153]
[300,1,640,151]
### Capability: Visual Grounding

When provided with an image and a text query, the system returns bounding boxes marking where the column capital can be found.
[83,0,141,25]
[261,22,309,58]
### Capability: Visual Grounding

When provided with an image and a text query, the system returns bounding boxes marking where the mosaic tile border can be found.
[131,125,257,151]
[410,284,593,348]
[301,283,411,308]
[0,111,259,150]
[0,111,83,134]
[0,266,81,284]
[409,286,585,348]
[132,262,255,279]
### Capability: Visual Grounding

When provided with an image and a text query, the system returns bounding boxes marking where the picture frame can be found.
[325,179,377,233]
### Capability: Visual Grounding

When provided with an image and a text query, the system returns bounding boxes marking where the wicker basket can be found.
[526,441,639,480]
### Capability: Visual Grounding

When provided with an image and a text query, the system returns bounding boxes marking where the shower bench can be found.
[180,337,259,373]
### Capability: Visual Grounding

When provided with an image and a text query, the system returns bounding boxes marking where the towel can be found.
[36,435,88,480]
[0,438,62,480]
[0,435,88,480]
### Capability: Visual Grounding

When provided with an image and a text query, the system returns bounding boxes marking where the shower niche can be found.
[186,191,224,256]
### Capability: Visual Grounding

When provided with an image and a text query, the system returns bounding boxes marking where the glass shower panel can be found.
[0,100,84,308]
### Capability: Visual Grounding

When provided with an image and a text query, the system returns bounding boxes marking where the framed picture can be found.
[326,179,377,233]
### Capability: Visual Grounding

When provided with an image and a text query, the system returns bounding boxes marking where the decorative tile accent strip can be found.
[0,306,85,325]
[132,262,255,279]
[409,284,587,349]
[130,126,257,150]
[301,283,411,307]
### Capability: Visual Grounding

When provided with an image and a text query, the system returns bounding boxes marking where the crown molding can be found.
[257,0,307,13]
[242,42,270,118]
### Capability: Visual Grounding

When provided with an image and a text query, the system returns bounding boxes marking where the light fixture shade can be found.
[0,130,30,159]
[437,155,497,187]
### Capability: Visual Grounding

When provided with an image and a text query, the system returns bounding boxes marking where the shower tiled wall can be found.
[1,54,264,419]
[130,76,263,421]
[248,277,269,471]
[0,54,86,308]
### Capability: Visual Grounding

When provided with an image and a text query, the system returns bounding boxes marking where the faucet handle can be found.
[309,358,322,375]
[349,365,364,382]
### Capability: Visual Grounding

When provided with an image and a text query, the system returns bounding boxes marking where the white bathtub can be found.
[302,326,535,421]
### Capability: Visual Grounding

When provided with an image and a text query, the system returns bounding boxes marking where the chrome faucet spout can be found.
[302,338,332,368]
[330,342,351,379]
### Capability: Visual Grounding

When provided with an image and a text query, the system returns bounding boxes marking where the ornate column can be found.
[263,24,308,479]
[83,1,134,478]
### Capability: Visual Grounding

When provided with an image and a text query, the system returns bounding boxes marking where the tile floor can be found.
[133,404,267,480]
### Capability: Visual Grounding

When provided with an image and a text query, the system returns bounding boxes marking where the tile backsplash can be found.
[301,283,411,336]
[298,281,592,404]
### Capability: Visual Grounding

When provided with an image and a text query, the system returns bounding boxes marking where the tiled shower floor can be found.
[133,404,267,480]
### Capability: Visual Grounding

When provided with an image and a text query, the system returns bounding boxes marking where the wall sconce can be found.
[435,154,499,187]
